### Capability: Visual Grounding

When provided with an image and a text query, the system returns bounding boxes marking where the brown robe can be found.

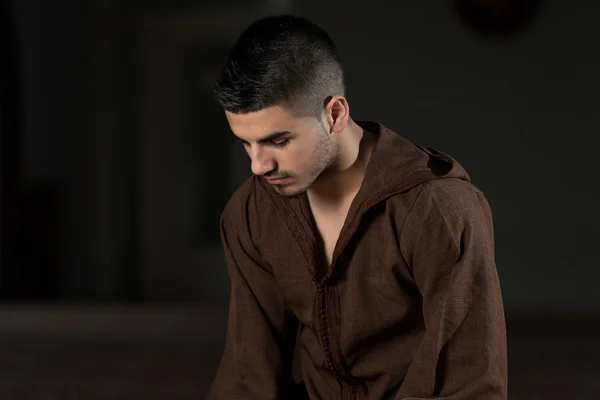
[207,121,507,400]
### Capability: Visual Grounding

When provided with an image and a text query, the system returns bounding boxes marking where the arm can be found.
[397,179,507,400]
[206,210,299,400]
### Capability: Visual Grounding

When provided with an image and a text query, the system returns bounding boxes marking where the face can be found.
[226,105,338,198]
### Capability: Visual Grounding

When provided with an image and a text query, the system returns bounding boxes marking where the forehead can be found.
[225,106,309,142]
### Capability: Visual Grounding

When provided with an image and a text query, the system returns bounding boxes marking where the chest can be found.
[310,205,351,266]
[258,203,417,327]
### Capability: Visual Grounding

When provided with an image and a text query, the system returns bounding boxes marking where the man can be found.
[207,15,507,400]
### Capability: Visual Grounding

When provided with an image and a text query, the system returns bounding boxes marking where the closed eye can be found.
[270,138,290,149]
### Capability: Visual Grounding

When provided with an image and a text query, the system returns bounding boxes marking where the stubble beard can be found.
[275,131,338,199]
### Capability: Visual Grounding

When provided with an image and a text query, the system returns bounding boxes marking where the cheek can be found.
[282,137,321,173]
[282,149,305,170]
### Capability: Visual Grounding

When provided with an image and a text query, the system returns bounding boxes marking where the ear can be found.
[323,96,350,134]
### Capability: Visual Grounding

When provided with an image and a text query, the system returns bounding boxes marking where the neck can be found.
[308,120,374,206]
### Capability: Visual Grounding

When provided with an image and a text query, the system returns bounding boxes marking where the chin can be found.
[274,182,309,198]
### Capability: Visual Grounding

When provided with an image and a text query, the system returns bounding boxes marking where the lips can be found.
[265,176,290,184]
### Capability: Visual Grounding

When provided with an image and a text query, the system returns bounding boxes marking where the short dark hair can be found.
[213,15,345,117]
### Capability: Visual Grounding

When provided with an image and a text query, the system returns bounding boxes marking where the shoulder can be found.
[417,178,492,222]
[387,177,492,222]
[398,178,497,272]
[397,178,494,244]
[221,175,256,230]
[220,175,273,238]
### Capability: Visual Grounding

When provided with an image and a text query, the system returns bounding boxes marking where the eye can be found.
[271,139,290,148]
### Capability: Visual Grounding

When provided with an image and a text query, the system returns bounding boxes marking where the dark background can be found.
[1,0,599,398]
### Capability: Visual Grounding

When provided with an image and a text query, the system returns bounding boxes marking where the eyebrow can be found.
[235,131,290,145]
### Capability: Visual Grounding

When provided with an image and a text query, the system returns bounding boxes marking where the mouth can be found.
[265,176,291,185]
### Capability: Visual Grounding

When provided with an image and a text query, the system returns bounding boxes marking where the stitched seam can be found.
[259,178,319,282]
[332,285,360,397]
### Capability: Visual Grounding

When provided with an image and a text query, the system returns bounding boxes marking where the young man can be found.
[207,15,507,400]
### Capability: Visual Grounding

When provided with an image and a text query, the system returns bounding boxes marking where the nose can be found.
[250,146,275,176]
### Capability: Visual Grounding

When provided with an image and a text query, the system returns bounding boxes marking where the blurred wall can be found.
[7,0,599,309]
[8,0,292,303]
[9,0,94,298]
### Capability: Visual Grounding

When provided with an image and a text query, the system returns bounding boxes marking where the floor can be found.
[0,304,598,399]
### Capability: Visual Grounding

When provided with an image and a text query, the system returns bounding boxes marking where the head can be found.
[213,15,348,197]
